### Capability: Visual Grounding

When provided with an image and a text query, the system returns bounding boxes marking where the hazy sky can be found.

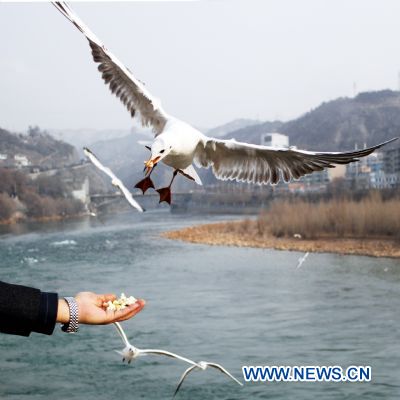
[1,0,400,133]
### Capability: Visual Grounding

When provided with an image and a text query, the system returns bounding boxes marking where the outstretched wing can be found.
[173,365,197,398]
[139,349,199,366]
[84,147,144,212]
[113,322,130,347]
[296,252,309,269]
[207,363,243,386]
[195,137,398,185]
[84,147,117,179]
[52,2,169,135]
[115,180,145,213]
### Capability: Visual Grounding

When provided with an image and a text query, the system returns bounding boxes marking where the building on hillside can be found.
[384,146,400,174]
[345,151,400,189]
[261,133,349,192]
[14,154,30,168]
[71,176,90,207]
[261,132,289,148]
[0,153,8,161]
[369,171,400,189]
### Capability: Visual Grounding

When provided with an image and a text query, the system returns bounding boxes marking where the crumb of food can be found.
[103,293,137,311]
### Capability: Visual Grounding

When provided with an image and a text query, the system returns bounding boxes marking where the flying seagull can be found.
[113,322,199,367]
[174,361,243,398]
[53,2,398,205]
[296,252,309,269]
[83,147,144,212]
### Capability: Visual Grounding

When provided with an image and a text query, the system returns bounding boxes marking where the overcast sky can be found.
[1,0,400,133]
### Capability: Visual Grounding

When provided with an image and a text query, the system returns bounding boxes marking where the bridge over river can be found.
[90,192,194,212]
[90,190,269,214]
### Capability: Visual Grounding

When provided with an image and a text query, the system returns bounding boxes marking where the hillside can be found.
[0,126,108,223]
[49,127,154,150]
[206,118,262,138]
[225,90,400,151]
[0,126,78,168]
[221,120,283,144]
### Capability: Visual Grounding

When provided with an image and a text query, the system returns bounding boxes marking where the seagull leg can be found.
[134,165,156,194]
[156,170,178,205]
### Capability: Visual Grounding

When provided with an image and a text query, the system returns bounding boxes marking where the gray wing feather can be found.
[139,349,198,366]
[194,137,398,185]
[207,363,243,386]
[113,322,130,347]
[173,365,197,398]
[52,1,169,135]
[83,147,144,212]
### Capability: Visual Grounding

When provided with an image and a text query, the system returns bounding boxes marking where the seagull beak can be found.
[144,156,160,174]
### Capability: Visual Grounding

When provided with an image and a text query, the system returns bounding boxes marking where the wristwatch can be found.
[61,297,79,333]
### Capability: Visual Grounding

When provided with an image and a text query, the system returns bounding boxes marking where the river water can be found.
[0,211,399,399]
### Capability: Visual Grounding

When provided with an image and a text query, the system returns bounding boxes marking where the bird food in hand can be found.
[103,293,137,311]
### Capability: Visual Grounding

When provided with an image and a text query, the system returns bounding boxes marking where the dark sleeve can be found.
[0,281,59,337]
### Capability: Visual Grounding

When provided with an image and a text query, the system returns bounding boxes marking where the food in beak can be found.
[144,156,160,174]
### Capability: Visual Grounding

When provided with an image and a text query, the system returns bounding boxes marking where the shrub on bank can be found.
[0,193,16,220]
[261,193,400,239]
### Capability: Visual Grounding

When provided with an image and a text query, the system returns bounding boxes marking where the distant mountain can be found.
[279,90,400,150]
[0,126,78,168]
[222,120,284,144]
[89,132,148,186]
[206,118,261,138]
[49,126,153,151]
[224,90,400,151]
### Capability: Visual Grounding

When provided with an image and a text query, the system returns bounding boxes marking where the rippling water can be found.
[0,211,399,399]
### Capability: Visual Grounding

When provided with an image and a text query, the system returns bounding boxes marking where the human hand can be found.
[57,292,145,325]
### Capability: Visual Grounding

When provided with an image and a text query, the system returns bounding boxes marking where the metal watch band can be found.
[61,297,79,333]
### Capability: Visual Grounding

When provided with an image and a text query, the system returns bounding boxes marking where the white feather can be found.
[83,147,144,212]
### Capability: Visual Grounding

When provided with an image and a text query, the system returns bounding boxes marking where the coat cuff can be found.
[33,292,58,335]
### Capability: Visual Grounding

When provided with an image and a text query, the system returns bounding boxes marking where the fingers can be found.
[102,293,117,303]
[109,299,146,323]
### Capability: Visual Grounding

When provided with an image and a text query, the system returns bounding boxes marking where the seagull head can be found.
[198,361,208,370]
[111,178,119,187]
[115,345,138,364]
[144,136,172,174]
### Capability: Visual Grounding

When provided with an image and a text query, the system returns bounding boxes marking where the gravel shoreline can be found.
[163,221,400,258]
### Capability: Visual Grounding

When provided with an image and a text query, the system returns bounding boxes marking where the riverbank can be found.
[0,212,89,226]
[163,221,400,258]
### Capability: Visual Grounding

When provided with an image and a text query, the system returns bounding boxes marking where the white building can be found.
[0,153,7,161]
[14,154,30,167]
[71,177,90,206]
[261,132,289,148]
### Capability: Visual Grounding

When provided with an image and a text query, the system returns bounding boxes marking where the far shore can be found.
[163,221,400,258]
[0,212,89,226]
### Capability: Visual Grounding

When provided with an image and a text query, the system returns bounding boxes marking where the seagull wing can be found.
[84,147,144,212]
[52,2,169,136]
[83,147,116,178]
[173,365,198,398]
[138,349,199,366]
[206,363,243,386]
[116,180,145,213]
[296,252,310,269]
[113,322,130,347]
[194,137,398,185]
